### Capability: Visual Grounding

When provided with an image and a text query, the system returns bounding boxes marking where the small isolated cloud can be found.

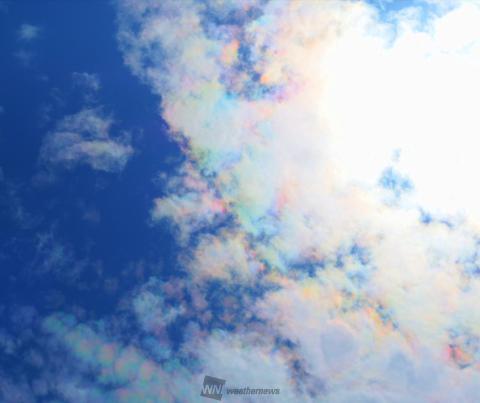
[0,172,38,229]
[18,23,40,41]
[82,207,100,223]
[14,49,33,67]
[72,72,101,93]
[40,108,133,173]
[32,230,83,280]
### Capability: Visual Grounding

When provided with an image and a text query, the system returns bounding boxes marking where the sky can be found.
[3,0,480,402]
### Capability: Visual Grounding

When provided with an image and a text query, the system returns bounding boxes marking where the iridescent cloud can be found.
[43,0,480,401]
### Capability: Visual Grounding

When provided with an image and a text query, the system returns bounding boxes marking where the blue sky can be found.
[0,1,182,320]
[3,1,480,402]
[0,4,185,398]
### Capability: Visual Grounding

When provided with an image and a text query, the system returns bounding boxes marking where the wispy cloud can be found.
[112,0,480,400]
[40,108,133,173]
[72,72,101,103]
[14,49,33,67]
[0,173,37,229]
[18,23,40,41]
[15,0,480,401]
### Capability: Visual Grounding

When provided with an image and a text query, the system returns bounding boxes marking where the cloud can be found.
[40,108,133,173]
[18,23,40,41]
[14,49,33,67]
[72,72,101,92]
[81,207,100,223]
[112,0,480,399]
[151,162,228,242]
[12,0,480,401]
[14,24,41,68]
[72,72,101,104]
[0,174,37,229]
[32,229,85,280]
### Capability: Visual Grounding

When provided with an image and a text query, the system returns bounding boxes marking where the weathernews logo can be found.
[200,376,226,401]
[200,375,280,400]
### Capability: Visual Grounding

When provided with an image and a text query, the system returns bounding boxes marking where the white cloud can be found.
[18,23,40,41]
[40,108,133,172]
[36,0,480,401]
[72,72,101,93]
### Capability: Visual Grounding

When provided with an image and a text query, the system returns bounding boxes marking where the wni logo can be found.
[200,375,226,401]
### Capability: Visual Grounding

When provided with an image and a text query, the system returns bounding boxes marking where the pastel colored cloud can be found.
[40,108,133,173]
[35,0,480,401]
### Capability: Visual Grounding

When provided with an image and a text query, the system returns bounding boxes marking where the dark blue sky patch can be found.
[0,1,182,328]
[289,259,325,278]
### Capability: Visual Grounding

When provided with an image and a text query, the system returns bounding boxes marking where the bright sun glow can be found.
[323,3,480,223]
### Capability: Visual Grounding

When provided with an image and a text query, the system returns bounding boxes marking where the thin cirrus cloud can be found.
[40,108,133,173]
[30,0,480,402]
[72,72,101,95]
[18,23,41,41]
[15,24,41,68]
